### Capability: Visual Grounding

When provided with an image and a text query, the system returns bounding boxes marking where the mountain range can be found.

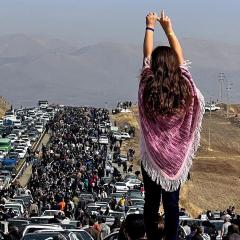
[0,34,239,107]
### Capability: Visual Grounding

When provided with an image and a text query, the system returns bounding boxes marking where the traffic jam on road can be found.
[0,103,144,240]
[0,100,55,190]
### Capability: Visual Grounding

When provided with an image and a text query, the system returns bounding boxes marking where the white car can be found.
[114,182,128,193]
[8,134,18,143]
[13,139,26,147]
[21,137,31,147]
[125,179,142,189]
[0,151,7,158]
[126,207,144,215]
[42,115,50,121]
[121,132,131,140]
[17,144,28,152]
[35,125,43,133]
[118,155,128,163]
[205,104,220,112]
[0,119,3,125]
[22,224,63,236]
[4,202,24,214]
[13,120,21,126]
[41,210,65,218]
[120,108,131,113]
[70,229,94,240]
[99,135,109,144]
[15,149,26,159]
[112,132,122,140]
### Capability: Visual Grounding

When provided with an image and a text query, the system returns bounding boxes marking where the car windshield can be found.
[22,232,62,240]
[15,149,24,153]
[43,211,58,216]
[116,182,126,186]
[127,191,142,198]
[80,194,93,199]
[110,193,123,198]
[74,231,92,240]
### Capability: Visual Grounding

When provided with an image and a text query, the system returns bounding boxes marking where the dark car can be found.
[79,193,95,204]
[127,190,144,199]
[103,230,119,240]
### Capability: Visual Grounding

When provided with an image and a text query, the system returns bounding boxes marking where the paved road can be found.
[18,132,50,187]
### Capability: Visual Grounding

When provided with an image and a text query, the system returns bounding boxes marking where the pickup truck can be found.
[205,104,221,112]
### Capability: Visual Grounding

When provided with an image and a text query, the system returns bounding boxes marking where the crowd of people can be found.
[0,105,239,240]
[0,106,147,240]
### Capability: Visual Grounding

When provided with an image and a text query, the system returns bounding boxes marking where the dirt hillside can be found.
[0,96,10,118]
[111,105,240,217]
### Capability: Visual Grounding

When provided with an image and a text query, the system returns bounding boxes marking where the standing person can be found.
[139,10,205,240]
[221,215,232,239]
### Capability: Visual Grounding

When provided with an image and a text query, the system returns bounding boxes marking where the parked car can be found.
[118,155,127,163]
[114,182,128,193]
[89,136,98,143]
[35,125,44,133]
[13,194,33,207]
[112,132,122,140]
[21,232,67,240]
[41,210,65,218]
[124,174,137,181]
[205,104,221,112]
[14,149,25,159]
[120,132,131,140]
[126,207,144,215]
[21,137,31,147]
[0,151,7,158]
[79,193,95,204]
[99,135,109,144]
[22,224,63,236]
[7,134,18,143]
[70,229,94,240]
[125,179,142,189]
[103,230,119,240]
[35,229,79,240]
[4,202,24,214]
[127,189,144,199]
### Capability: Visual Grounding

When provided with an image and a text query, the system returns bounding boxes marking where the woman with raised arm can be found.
[139,11,205,240]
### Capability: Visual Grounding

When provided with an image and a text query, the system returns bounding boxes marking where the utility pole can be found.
[208,97,212,150]
[225,77,232,118]
[218,72,225,103]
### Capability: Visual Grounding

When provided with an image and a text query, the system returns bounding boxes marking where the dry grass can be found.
[111,105,240,217]
[0,96,10,118]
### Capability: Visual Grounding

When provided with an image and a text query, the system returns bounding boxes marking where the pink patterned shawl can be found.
[138,61,205,191]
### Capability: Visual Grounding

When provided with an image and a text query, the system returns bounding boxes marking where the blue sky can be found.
[0,0,239,46]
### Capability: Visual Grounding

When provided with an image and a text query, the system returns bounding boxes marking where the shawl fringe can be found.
[141,90,205,191]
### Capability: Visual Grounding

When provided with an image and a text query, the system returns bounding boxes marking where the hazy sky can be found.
[0,0,239,46]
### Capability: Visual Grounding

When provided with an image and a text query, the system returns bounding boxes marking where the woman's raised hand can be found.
[158,10,173,33]
[146,12,158,28]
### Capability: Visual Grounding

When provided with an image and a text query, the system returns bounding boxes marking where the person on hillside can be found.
[139,10,205,240]
[221,215,232,239]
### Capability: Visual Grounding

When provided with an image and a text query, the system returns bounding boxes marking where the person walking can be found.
[139,10,205,240]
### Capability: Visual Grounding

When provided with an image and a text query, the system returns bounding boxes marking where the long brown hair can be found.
[141,46,193,120]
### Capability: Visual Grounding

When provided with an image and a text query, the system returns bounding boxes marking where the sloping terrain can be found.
[0,96,10,118]
[111,105,240,217]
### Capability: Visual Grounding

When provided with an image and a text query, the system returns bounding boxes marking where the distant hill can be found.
[0,34,240,107]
